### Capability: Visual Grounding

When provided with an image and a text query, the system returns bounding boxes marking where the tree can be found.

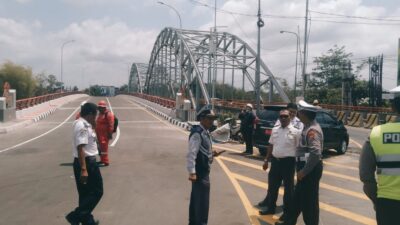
[34,73,48,96]
[47,74,63,93]
[0,61,36,99]
[307,45,366,105]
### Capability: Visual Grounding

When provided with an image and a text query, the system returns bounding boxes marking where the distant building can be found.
[99,86,116,97]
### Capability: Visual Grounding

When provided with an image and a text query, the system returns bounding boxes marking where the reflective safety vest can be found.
[370,122,400,201]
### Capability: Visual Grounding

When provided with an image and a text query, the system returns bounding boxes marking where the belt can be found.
[296,156,307,162]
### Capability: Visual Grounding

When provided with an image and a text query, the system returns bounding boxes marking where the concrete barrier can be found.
[336,111,346,123]
[347,112,362,127]
[386,115,398,123]
[364,113,378,129]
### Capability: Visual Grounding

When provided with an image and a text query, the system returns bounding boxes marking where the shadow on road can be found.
[59,162,73,167]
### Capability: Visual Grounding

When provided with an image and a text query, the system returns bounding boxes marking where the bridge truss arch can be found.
[144,27,290,111]
[128,63,148,94]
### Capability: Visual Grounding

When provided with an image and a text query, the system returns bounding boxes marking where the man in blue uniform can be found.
[187,108,224,225]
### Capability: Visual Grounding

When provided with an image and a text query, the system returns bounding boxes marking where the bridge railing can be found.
[16,92,82,110]
[130,93,176,109]
[319,104,392,113]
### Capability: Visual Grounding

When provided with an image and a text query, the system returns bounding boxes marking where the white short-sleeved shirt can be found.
[269,124,301,158]
[72,118,99,158]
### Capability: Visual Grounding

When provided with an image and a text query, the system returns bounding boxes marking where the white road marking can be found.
[107,97,120,147]
[350,138,363,149]
[0,100,87,154]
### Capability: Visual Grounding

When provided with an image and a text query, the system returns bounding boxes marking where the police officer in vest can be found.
[276,100,323,225]
[187,108,224,225]
[360,96,400,225]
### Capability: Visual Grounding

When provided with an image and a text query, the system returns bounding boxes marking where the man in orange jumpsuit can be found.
[96,100,114,166]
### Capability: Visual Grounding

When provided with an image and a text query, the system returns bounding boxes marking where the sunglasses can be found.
[279,115,289,119]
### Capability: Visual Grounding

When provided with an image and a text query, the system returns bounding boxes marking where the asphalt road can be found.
[0,95,376,225]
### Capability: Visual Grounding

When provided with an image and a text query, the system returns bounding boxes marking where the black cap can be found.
[80,102,98,117]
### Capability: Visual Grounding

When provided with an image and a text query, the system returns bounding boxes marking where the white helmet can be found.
[246,103,253,109]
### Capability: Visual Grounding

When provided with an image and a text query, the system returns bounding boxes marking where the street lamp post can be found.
[157,1,182,29]
[255,0,264,113]
[280,30,300,101]
[60,40,75,90]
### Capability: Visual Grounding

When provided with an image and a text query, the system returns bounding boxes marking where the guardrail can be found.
[16,92,82,110]
[320,104,392,113]
[130,93,397,128]
[130,93,176,109]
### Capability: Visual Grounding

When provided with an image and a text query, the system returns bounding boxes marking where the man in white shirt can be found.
[274,103,303,131]
[66,102,103,225]
[259,109,301,222]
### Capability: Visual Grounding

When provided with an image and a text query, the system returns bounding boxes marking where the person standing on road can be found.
[96,100,114,166]
[274,103,304,131]
[187,108,224,225]
[359,96,400,225]
[276,100,323,225]
[239,103,256,154]
[258,109,301,222]
[66,102,103,225]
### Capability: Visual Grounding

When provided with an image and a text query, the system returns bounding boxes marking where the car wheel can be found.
[336,140,347,155]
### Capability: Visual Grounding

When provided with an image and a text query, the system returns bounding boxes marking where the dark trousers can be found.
[71,156,103,225]
[376,198,400,225]
[264,157,295,214]
[287,161,323,225]
[189,176,210,225]
[242,130,253,153]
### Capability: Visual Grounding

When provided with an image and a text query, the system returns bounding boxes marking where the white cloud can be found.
[209,0,400,90]
[0,17,158,89]
[15,0,32,4]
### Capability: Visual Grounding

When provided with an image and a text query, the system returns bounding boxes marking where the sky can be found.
[0,0,399,91]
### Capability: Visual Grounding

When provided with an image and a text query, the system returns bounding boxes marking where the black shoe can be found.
[278,213,286,221]
[83,221,99,225]
[65,212,80,225]
[257,200,268,207]
[259,208,275,215]
[242,151,252,155]
[275,219,294,225]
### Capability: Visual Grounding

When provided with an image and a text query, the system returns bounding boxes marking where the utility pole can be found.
[255,0,264,114]
[302,0,309,98]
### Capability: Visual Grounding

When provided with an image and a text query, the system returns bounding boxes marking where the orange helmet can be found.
[97,100,107,108]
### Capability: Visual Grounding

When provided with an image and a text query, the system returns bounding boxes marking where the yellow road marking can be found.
[217,145,361,183]
[232,173,376,225]
[323,170,360,182]
[215,158,265,225]
[323,161,358,171]
[214,145,243,154]
[219,156,366,200]
[126,97,370,224]
[350,138,363,149]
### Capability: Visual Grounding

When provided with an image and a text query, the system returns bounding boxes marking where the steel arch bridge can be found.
[129,27,290,111]
[128,63,148,93]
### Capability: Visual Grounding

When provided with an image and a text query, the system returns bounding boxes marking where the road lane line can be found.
[107,97,120,147]
[232,173,376,225]
[217,145,361,183]
[125,98,266,224]
[350,138,363,149]
[0,100,87,154]
[219,155,367,200]
[215,158,267,225]
[323,161,358,171]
